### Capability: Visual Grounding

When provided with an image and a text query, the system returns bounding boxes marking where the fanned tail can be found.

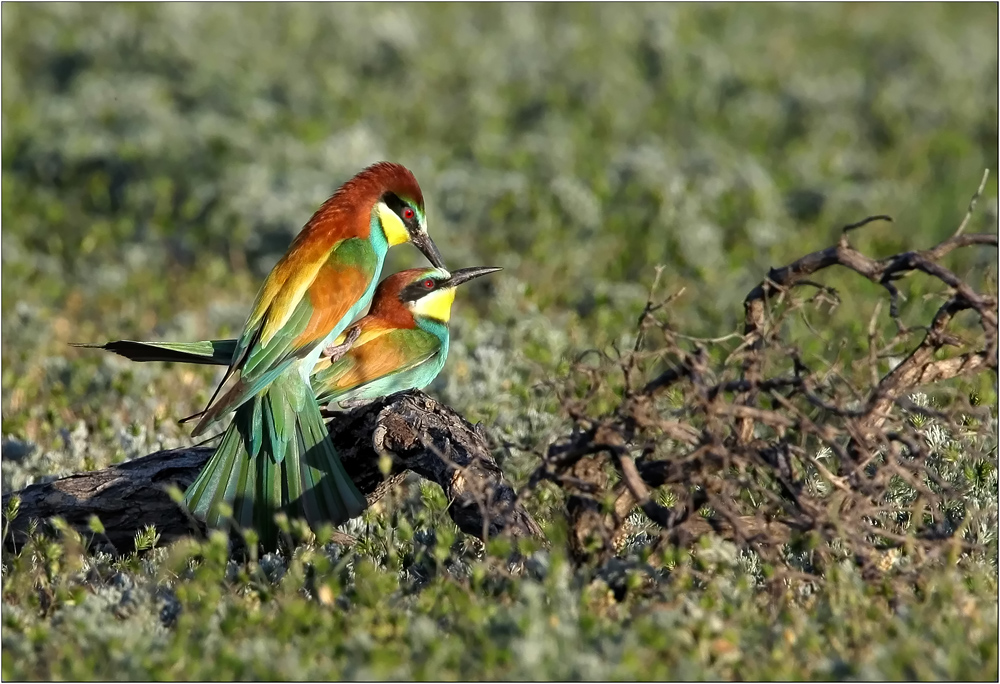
[182,372,367,549]
[286,388,368,526]
[182,399,282,546]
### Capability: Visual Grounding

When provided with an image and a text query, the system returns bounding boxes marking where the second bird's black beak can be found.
[444,266,504,288]
[412,231,446,269]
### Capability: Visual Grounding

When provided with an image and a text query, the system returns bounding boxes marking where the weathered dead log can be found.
[2,391,542,554]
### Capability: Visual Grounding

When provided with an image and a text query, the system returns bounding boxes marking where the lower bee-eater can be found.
[77,265,501,409]
[175,162,446,546]
[310,266,502,406]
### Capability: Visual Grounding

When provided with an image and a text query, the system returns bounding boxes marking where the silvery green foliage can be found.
[888,393,999,551]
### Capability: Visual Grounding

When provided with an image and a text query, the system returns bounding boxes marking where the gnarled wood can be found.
[2,391,542,553]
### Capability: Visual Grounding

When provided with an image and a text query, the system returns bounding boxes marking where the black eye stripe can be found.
[382,192,404,212]
[382,192,419,232]
[399,278,440,302]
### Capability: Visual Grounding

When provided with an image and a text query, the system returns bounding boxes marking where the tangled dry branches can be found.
[532,175,998,580]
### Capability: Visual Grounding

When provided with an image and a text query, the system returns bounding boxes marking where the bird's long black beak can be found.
[412,231,446,269]
[444,266,503,288]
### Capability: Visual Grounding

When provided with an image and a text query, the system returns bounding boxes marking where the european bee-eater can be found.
[78,266,501,408]
[177,161,446,545]
[311,266,501,406]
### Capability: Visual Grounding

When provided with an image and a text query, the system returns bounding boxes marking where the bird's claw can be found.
[336,398,372,409]
[320,397,372,416]
[321,326,361,362]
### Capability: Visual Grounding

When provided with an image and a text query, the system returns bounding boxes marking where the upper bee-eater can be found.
[77,265,501,408]
[176,161,446,545]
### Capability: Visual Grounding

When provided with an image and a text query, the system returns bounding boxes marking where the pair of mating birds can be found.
[84,162,499,546]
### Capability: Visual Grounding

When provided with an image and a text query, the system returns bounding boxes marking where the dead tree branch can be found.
[3,391,542,554]
[535,184,996,574]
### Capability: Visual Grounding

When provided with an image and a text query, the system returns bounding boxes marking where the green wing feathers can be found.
[193,238,379,436]
[312,328,442,405]
[236,237,379,382]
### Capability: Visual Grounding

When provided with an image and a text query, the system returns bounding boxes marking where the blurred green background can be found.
[4,3,996,460]
[2,4,997,679]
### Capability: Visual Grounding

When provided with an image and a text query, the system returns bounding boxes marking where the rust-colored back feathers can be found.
[365,268,428,329]
[293,161,424,249]
[245,162,422,341]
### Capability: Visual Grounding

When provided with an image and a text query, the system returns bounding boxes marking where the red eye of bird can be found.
[422,279,435,289]
[402,207,415,221]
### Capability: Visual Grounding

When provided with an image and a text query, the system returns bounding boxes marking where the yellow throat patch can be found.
[411,286,456,322]
[376,202,410,246]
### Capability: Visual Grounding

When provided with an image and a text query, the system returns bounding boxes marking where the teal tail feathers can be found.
[182,411,273,535]
[182,373,367,548]
[72,339,238,366]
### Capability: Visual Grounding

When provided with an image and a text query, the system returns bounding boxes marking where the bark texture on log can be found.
[2,391,542,553]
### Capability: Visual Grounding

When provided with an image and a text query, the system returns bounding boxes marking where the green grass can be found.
[3,529,997,680]
[2,3,997,680]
